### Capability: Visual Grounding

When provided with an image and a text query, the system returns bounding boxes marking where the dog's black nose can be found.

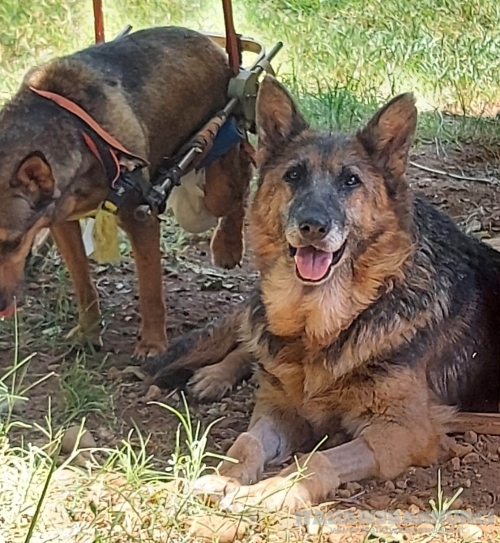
[299,217,331,239]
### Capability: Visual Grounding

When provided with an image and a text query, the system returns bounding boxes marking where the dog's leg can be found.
[204,144,252,269]
[220,423,432,513]
[219,373,443,512]
[118,210,166,358]
[193,410,310,501]
[211,209,245,270]
[219,438,372,513]
[50,221,101,343]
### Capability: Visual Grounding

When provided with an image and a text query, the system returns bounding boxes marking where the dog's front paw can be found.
[192,474,242,503]
[220,476,313,513]
[211,225,243,269]
[189,364,236,401]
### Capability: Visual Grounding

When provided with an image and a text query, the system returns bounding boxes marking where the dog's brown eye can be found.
[344,174,361,188]
[284,164,306,184]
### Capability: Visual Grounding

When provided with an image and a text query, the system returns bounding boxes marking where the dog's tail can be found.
[144,307,246,391]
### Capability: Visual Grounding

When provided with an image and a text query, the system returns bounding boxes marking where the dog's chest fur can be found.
[244,315,363,436]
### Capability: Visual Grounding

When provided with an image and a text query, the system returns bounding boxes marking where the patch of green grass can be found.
[59,353,115,425]
[238,0,500,115]
[0,356,495,543]
[2,0,500,148]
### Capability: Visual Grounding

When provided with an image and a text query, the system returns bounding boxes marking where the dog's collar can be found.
[29,87,149,183]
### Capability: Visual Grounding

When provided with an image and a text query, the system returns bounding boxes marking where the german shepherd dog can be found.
[0,27,251,358]
[147,76,500,511]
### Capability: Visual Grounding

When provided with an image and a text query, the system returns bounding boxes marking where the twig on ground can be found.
[409,160,496,184]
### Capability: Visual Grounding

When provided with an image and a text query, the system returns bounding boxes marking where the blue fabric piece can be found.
[198,116,244,169]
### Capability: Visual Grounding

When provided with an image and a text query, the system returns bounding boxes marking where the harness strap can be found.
[81,130,121,183]
[29,87,148,182]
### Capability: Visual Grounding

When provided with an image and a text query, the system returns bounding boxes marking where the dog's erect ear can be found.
[13,153,56,204]
[256,75,309,163]
[357,93,417,178]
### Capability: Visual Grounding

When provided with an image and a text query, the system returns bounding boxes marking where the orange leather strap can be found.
[29,86,148,165]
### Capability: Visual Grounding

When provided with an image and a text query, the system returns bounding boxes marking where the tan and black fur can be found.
[0,27,252,357]
[148,76,500,511]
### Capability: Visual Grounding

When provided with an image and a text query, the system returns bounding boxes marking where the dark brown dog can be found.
[149,76,500,511]
[0,27,251,357]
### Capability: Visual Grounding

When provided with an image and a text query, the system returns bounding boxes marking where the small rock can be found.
[337,489,352,499]
[106,366,122,380]
[189,515,247,542]
[408,495,426,510]
[395,479,407,489]
[463,431,478,445]
[384,480,396,492]
[462,452,480,465]
[407,504,420,514]
[450,442,474,458]
[328,535,343,543]
[72,451,95,468]
[448,457,461,471]
[95,426,115,444]
[144,385,162,402]
[61,426,96,454]
[452,497,463,509]
[462,478,472,488]
[367,495,391,509]
[457,523,482,540]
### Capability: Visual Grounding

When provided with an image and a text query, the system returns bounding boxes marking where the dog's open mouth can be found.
[289,242,346,283]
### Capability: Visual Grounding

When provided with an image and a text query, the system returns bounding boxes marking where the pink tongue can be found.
[0,303,16,318]
[294,246,333,281]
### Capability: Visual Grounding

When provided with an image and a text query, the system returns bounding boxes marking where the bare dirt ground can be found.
[2,142,500,540]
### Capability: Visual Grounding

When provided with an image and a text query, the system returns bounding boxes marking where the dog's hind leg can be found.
[204,144,252,269]
[50,221,101,344]
[144,309,253,400]
[189,346,254,400]
[118,209,166,359]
